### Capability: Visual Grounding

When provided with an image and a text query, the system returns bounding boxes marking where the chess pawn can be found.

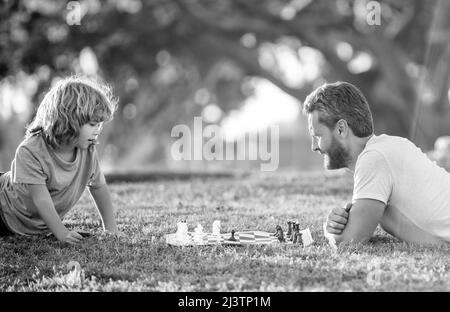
[229,230,237,241]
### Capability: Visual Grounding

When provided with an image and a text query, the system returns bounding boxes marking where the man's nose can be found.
[311,140,320,153]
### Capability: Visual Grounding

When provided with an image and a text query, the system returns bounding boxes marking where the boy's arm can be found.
[27,184,83,244]
[88,184,118,233]
[328,199,386,244]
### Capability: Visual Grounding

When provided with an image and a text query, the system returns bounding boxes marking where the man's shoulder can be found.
[356,134,408,170]
[363,134,414,156]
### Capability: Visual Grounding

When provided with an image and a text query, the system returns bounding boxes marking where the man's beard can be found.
[323,137,350,170]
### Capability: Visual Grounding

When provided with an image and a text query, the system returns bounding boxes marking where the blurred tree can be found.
[0,0,449,169]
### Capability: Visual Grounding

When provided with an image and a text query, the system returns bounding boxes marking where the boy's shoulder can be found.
[16,133,47,154]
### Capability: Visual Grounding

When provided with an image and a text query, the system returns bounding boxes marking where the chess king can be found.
[303,81,450,245]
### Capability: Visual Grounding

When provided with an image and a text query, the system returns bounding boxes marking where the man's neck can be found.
[347,134,374,172]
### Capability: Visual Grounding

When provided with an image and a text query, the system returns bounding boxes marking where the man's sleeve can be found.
[352,150,392,205]
[12,146,47,185]
[87,147,106,189]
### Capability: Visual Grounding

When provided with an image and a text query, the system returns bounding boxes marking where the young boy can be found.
[0,76,119,245]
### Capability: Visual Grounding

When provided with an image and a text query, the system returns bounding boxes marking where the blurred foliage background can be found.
[1,0,450,173]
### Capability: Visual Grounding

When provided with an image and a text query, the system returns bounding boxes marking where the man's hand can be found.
[326,203,352,235]
[58,230,84,245]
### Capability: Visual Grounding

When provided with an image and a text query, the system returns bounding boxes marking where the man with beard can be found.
[303,81,450,245]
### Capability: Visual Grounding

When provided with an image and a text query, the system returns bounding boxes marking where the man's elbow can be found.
[333,232,372,245]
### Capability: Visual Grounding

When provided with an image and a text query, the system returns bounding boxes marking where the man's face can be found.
[307,111,350,170]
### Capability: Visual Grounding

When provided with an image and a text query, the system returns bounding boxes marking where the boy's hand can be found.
[101,230,126,238]
[325,203,352,234]
[58,230,84,245]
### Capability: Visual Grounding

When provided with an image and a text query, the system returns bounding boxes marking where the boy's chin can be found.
[78,143,92,150]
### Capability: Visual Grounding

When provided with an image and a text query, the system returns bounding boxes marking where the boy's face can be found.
[77,122,103,149]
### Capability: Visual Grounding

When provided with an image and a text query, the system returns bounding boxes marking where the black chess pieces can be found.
[292,222,301,244]
[274,225,285,242]
[291,222,304,245]
[229,229,237,241]
[287,221,294,240]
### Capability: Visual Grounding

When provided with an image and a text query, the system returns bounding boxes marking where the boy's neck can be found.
[55,145,77,162]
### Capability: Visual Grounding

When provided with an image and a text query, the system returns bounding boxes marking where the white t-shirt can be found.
[353,134,450,243]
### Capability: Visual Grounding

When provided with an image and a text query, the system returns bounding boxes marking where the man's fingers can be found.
[326,225,342,234]
[344,202,352,212]
[331,207,349,218]
[328,214,348,225]
[328,220,345,229]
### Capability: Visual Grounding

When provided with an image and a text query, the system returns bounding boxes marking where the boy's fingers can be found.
[72,232,83,240]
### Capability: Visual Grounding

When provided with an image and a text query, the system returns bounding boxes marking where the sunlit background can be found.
[1,0,450,174]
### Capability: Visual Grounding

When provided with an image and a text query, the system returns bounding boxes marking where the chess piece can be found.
[193,223,204,243]
[274,225,285,242]
[287,221,293,240]
[297,232,303,246]
[195,223,204,234]
[212,220,221,236]
[176,220,188,242]
[292,222,300,244]
[300,228,314,247]
[229,230,237,241]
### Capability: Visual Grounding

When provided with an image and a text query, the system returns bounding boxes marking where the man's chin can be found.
[324,156,346,170]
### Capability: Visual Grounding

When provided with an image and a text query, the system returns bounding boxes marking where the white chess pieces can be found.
[193,223,204,244]
[299,228,314,247]
[176,220,189,243]
[195,223,204,234]
[212,220,221,236]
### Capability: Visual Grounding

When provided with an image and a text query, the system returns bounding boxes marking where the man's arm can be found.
[88,184,118,233]
[329,199,386,244]
[28,184,83,244]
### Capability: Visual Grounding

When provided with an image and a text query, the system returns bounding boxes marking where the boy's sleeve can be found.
[87,147,106,189]
[13,146,47,185]
[352,151,392,205]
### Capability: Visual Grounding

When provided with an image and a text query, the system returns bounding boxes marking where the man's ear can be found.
[336,119,349,137]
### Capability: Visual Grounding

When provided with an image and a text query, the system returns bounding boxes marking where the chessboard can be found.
[165,230,279,246]
[165,229,314,247]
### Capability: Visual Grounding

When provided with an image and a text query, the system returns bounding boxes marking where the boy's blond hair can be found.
[26,76,118,149]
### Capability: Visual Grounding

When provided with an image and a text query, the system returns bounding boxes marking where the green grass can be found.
[1,170,449,291]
